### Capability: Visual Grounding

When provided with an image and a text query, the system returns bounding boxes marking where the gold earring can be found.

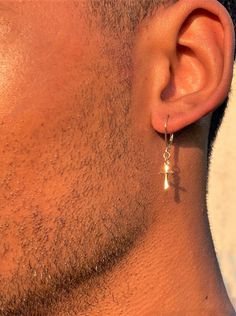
[159,115,174,190]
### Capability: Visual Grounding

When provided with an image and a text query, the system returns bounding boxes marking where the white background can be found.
[208,64,236,309]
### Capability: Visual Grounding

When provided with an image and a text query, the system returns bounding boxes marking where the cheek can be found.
[0,27,92,227]
[0,1,94,129]
[0,40,80,128]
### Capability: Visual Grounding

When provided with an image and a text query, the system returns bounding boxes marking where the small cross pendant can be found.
[160,162,174,190]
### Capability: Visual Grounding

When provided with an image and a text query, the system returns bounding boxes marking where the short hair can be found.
[209,1,236,155]
[88,0,236,153]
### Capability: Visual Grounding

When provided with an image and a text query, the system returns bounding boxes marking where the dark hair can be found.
[208,1,236,154]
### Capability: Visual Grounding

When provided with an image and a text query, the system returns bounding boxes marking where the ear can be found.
[132,0,235,134]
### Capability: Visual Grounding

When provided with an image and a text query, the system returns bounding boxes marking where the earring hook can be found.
[165,115,173,148]
[164,115,170,147]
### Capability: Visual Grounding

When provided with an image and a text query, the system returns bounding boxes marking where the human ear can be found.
[132,0,235,133]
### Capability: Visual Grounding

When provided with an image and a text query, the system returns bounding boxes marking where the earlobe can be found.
[133,0,235,134]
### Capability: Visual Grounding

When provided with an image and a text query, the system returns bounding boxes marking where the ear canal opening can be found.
[160,65,175,101]
[161,43,205,103]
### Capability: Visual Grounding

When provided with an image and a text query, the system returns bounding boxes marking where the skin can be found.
[0,0,235,315]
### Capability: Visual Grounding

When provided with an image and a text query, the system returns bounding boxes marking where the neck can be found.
[55,141,235,316]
